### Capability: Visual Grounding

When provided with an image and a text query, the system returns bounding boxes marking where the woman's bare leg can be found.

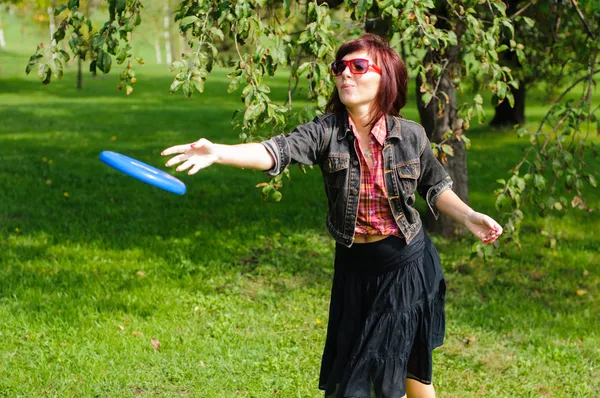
[406,378,436,398]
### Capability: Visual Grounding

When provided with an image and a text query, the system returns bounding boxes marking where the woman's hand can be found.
[161,138,219,175]
[465,211,503,244]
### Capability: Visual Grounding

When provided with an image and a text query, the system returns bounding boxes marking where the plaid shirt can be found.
[349,116,401,238]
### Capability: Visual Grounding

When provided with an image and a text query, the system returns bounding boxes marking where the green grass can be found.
[1,14,599,397]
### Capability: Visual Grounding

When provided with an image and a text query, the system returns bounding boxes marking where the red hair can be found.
[325,33,408,127]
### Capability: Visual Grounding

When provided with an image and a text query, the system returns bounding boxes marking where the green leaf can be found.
[461,135,471,149]
[170,78,184,94]
[506,91,514,108]
[115,0,126,13]
[228,76,243,93]
[244,103,262,121]
[98,50,112,73]
[534,174,546,190]
[474,94,483,105]
[183,81,193,98]
[67,0,79,9]
[296,62,311,77]
[587,174,597,188]
[180,16,199,26]
[116,48,127,65]
[54,5,67,15]
[257,84,271,93]
[25,54,43,74]
[170,60,186,71]
[441,144,454,156]
[210,27,224,41]
[53,29,65,42]
[283,0,291,17]
[191,74,205,93]
[421,93,432,105]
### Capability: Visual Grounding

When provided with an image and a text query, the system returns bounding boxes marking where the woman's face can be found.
[334,50,381,112]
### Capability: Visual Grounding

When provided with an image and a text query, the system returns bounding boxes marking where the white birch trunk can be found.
[154,35,162,64]
[163,0,172,65]
[48,7,56,45]
[0,14,6,49]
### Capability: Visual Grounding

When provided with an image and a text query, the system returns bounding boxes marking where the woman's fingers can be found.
[165,153,189,167]
[161,143,194,156]
[176,159,197,172]
[188,163,204,175]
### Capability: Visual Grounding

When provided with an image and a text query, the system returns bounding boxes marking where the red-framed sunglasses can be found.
[330,58,382,76]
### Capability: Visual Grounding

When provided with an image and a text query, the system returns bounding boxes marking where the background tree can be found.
[22,0,598,246]
[492,0,599,249]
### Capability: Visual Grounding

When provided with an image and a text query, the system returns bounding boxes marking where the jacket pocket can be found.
[323,155,349,188]
[394,159,420,194]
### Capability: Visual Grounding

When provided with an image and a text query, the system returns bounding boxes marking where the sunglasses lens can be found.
[331,61,346,75]
[351,59,369,73]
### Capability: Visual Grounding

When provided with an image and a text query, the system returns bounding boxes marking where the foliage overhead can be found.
[17,0,599,248]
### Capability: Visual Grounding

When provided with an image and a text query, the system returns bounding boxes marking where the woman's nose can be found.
[341,64,353,78]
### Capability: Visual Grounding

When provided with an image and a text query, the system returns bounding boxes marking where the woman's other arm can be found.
[434,189,503,244]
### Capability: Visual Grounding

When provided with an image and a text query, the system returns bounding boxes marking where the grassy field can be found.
[1,14,599,397]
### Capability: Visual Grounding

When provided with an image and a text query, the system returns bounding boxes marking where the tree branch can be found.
[569,0,596,39]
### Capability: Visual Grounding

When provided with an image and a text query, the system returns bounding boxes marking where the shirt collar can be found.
[348,115,387,146]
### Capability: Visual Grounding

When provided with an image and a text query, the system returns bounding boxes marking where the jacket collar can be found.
[337,110,401,141]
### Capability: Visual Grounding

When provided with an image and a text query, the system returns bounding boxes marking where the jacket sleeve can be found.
[416,132,453,219]
[260,116,329,177]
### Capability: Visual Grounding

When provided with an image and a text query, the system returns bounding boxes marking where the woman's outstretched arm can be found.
[161,139,275,175]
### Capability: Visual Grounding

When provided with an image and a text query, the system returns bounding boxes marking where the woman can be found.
[162,34,502,398]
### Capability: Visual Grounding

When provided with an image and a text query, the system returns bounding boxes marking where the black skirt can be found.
[319,228,446,398]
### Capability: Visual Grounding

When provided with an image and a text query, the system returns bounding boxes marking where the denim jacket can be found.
[260,111,453,247]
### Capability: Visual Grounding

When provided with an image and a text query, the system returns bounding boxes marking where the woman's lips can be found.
[341,84,354,89]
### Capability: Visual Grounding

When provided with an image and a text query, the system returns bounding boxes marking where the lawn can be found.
[1,14,599,397]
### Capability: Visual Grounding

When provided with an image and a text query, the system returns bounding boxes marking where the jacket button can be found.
[352,188,359,195]
[352,160,359,167]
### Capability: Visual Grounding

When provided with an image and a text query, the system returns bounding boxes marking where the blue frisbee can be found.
[99,151,186,195]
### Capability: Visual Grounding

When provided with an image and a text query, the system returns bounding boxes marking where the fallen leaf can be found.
[118,325,125,331]
[111,136,117,141]
[45,179,52,185]
[48,160,53,164]
[124,317,132,323]
[583,270,589,277]
[200,361,205,367]
[194,306,200,312]
[576,289,587,296]
[315,318,322,325]
[15,228,20,233]
[132,331,143,337]
[151,338,161,351]
[464,336,476,345]
[136,271,146,278]
[571,195,583,208]
[63,192,69,198]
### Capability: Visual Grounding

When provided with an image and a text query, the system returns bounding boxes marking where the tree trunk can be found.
[47,4,56,45]
[490,0,526,127]
[0,14,6,49]
[416,50,469,238]
[77,57,83,89]
[163,0,172,65]
[490,80,526,127]
[154,22,163,64]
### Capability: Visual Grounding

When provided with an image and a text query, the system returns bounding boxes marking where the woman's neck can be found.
[347,106,374,135]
